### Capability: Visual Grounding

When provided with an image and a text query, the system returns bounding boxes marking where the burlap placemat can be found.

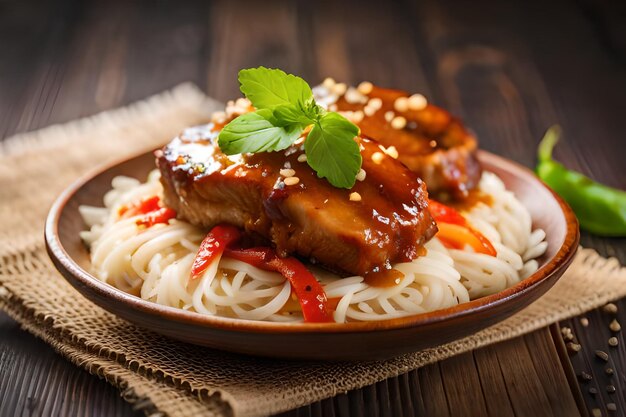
[1,84,625,417]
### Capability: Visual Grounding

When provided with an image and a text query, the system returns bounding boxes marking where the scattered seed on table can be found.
[579,371,593,381]
[606,367,614,376]
[589,387,598,395]
[607,403,617,412]
[595,350,609,361]
[580,317,589,327]
[607,385,616,394]
[603,303,618,314]
[567,342,582,353]
[608,337,618,347]
[592,408,602,417]
[609,319,621,332]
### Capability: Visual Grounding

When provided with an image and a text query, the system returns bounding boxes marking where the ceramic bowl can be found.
[45,150,579,360]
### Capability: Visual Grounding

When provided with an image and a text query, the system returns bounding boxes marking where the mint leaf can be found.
[305,113,361,188]
[218,109,302,154]
[239,67,313,110]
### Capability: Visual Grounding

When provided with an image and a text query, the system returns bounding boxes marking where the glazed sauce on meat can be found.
[158,124,436,278]
[364,268,405,287]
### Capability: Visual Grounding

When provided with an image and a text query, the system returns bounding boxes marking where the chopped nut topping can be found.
[211,111,227,124]
[368,97,383,110]
[283,176,300,186]
[349,192,362,202]
[297,154,307,162]
[391,116,407,130]
[371,152,384,164]
[331,82,347,96]
[356,169,367,181]
[322,77,335,89]
[357,81,373,95]
[385,145,399,159]
[345,87,367,104]
[408,93,427,110]
[280,168,296,178]
[352,110,364,123]
[364,105,376,116]
[394,96,409,112]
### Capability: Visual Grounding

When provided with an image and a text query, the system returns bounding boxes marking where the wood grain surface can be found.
[1,0,625,416]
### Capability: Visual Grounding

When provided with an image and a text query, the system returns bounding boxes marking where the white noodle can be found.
[81,170,548,322]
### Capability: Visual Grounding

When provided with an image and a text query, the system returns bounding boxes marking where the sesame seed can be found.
[322,77,335,89]
[603,303,618,314]
[589,387,598,395]
[429,140,437,147]
[356,169,367,181]
[606,367,614,376]
[595,350,609,361]
[579,371,593,381]
[609,319,621,332]
[408,93,428,110]
[329,104,338,112]
[580,317,589,327]
[592,408,602,417]
[385,145,399,159]
[357,81,373,95]
[280,168,295,178]
[283,176,300,186]
[384,111,395,122]
[391,116,407,129]
[349,192,362,202]
[607,385,616,394]
[608,337,618,347]
[371,152,384,164]
[607,403,617,412]
[368,97,383,110]
[394,96,409,112]
[297,154,307,162]
[284,161,291,168]
[331,82,347,96]
[227,100,235,107]
[363,106,376,116]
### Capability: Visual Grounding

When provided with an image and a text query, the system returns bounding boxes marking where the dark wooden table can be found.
[1,0,625,416]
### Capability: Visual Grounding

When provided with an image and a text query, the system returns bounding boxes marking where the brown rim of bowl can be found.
[45,149,580,334]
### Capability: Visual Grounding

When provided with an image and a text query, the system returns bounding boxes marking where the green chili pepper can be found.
[536,126,626,236]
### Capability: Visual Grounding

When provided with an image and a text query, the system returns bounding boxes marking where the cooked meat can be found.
[156,125,437,277]
[323,84,481,199]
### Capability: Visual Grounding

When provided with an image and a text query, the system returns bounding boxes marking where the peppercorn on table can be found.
[1,1,625,416]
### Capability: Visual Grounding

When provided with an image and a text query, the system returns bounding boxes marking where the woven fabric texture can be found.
[1,85,625,417]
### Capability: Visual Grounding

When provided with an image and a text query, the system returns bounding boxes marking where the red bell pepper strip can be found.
[118,196,178,228]
[429,200,496,256]
[225,247,334,323]
[189,224,242,281]
[119,196,162,218]
[136,207,177,228]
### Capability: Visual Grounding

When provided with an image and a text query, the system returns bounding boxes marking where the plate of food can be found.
[45,68,579,360]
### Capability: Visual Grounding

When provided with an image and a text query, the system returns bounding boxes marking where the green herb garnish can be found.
[218,67,362,188]
[536,126,626,236]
